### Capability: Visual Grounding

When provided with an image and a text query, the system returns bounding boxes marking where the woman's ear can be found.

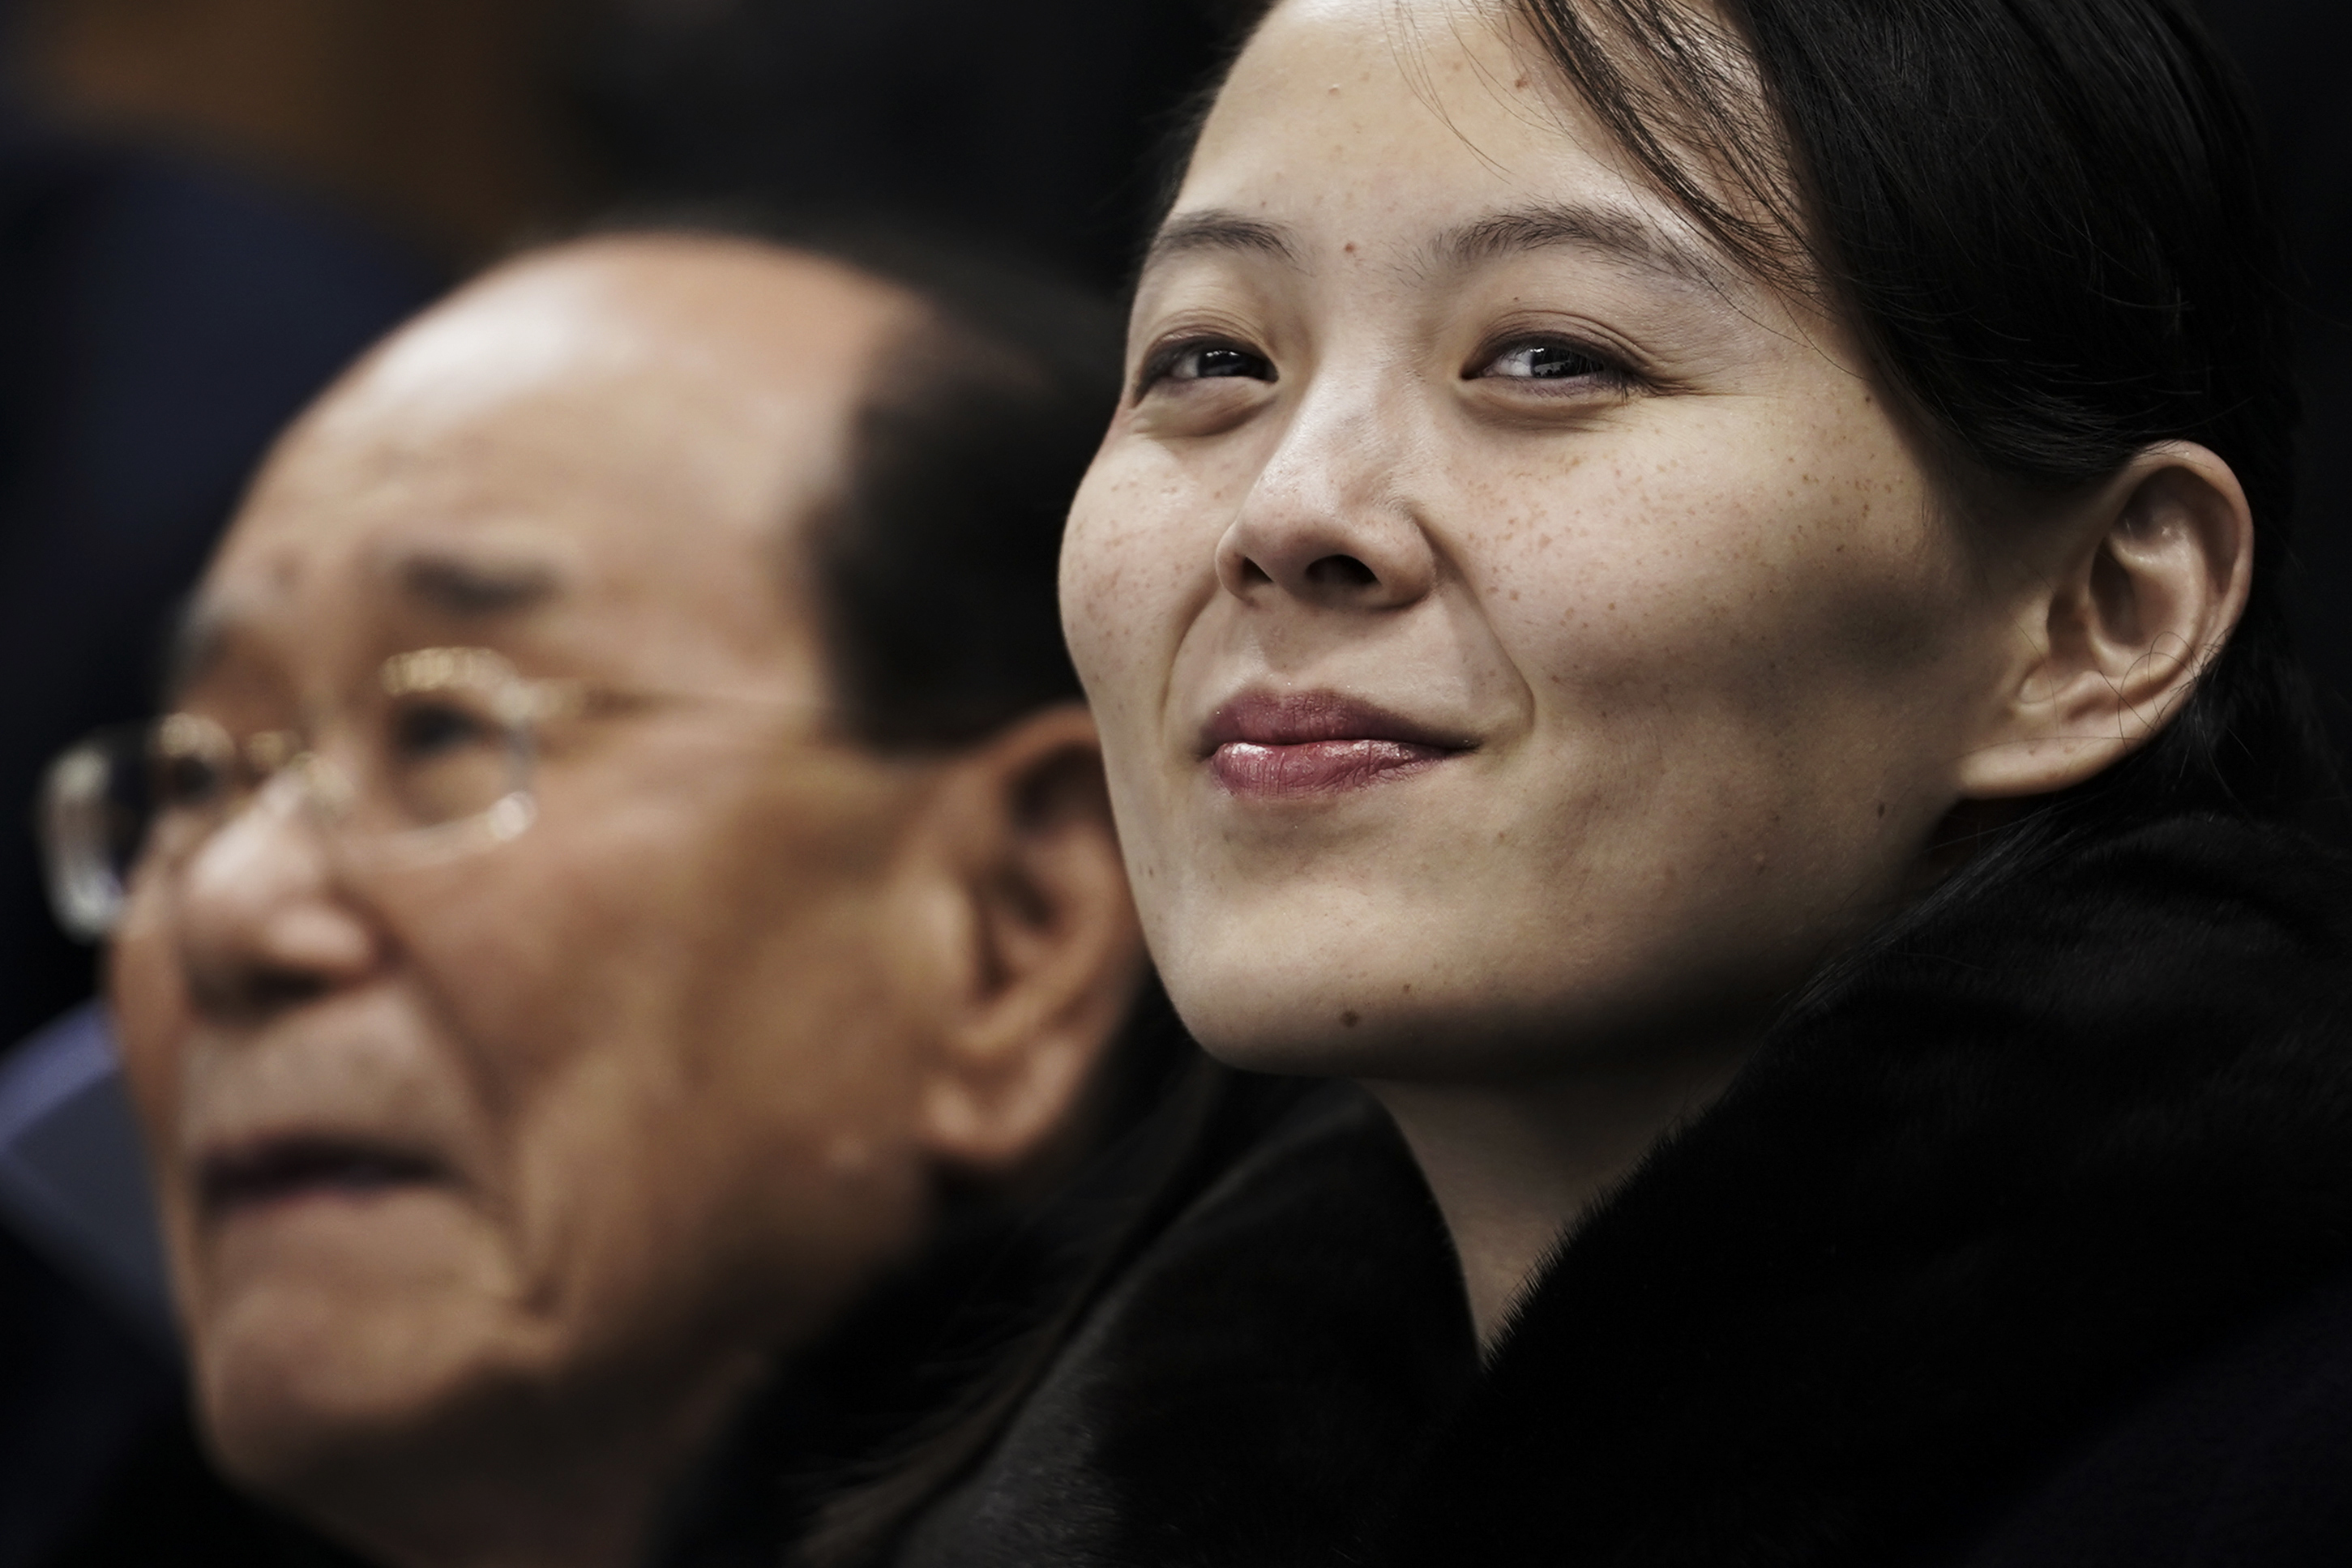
[906,703,1146,1177]
[1956,442,2253,800]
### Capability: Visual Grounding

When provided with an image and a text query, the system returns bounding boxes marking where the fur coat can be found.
[895,812,2352,1566]
[889,1079,1474,1567]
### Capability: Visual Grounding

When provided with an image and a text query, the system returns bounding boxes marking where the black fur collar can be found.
[1379,813,2352,1564]
[889,1082,1474,1568]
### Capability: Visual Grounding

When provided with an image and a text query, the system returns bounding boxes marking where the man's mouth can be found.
[199,1138,444,1215]
[1203,691,1473,797]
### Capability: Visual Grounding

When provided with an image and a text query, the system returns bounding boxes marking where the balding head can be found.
[104,232,1140,1568]
[215,235,918,716]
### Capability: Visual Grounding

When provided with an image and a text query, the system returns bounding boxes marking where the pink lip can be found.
[1204,691,1470,797]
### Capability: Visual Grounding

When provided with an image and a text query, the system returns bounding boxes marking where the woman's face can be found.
[1065,0,2033,1080]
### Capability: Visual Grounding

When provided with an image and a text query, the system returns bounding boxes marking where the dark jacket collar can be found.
[1382,812,2352,1563]
[891,1081,1475,1568]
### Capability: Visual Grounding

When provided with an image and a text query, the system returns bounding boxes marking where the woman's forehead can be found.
[1174,0,1774,290]
[1188,6,1651,249]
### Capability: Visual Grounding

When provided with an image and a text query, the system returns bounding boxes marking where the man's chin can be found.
[189,1221,532,1500]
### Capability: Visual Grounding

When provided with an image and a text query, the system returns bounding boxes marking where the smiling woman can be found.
[876,0,2352,1564]
[1081,0,2310,1117]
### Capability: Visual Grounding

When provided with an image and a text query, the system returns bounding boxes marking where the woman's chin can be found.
[1167,970,1504,1080]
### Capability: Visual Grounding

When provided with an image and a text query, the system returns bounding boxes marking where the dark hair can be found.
[798,229,1124,750]
[585,207,1126,750]
[569,212,1242,1568]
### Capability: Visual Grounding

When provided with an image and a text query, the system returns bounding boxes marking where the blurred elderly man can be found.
[42,228,1141,1568]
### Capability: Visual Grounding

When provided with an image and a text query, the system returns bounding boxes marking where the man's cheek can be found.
[108,929,190,1144]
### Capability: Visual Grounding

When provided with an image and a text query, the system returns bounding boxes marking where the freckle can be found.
[1876,801,1888,818]
[1401,983,1413,994]
[1341,1009,1361,1028]
[1513,76,1529,88]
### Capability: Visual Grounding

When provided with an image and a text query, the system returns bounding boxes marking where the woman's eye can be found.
[1182,345,1272,380]
[1477,340,1615,383]
[1138,340,1276,396]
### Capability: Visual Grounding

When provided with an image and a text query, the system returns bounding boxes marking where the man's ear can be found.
[908,703,1145,1177]
[1956,442,2253,800]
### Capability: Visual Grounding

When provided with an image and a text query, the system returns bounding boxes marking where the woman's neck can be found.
[1371,1044,1751,1355]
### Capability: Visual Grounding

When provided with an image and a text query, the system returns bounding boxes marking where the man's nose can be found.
[1214,377,1439,612]
[171,790,384,1022]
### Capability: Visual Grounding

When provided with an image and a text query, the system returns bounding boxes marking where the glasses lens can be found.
[152,712,234,815]
[41,721,200,939]
[378,681,529,831]
[39,653,541,942]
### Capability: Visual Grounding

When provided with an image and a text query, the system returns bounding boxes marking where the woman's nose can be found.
[171,792,383,1022]
[1213,386,1439,611]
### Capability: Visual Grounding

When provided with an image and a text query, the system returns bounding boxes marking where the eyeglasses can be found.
[41,647,593,939]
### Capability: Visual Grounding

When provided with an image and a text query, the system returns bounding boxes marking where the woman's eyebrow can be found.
[1142,202,1724,293]
[1422,203,1726,291]
[1143,210,1303,274]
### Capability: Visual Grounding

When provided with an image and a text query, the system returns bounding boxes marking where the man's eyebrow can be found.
[1143,210,1303,273]
[391,549,566,617]
[1423,203,1727,290]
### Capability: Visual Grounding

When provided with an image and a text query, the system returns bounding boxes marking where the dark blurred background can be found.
[0,1,2337,1562]
[2204,0,2352,757]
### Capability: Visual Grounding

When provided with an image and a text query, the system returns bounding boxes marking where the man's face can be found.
[109,240,945,1500]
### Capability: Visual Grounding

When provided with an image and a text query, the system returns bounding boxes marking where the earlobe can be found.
[1956,442,2252,801]
[912,704,1146,1176]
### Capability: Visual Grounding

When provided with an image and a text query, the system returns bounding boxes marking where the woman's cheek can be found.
[1067,437,1216,654]
[1058,467,1139,689]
